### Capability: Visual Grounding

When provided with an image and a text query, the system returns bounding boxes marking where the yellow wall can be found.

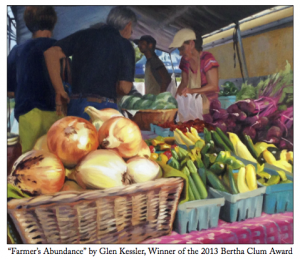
[208,25,293,80]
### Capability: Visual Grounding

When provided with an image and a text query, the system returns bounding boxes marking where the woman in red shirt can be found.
[169,28,219,114]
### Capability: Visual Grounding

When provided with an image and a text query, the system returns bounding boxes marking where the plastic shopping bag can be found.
[175,93,203,123]
[166,73,177,98]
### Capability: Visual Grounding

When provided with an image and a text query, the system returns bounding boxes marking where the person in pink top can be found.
[169,28,220,114]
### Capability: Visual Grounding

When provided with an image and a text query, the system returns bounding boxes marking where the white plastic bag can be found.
[175,93,203,123]
[166,73,177,98]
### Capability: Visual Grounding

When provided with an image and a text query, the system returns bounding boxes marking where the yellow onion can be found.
[137,140,151,158]
[126,156,161,183]
[61,180,82,192]
[84,106,123,131]
[47,116,99,168]
[33,134,49,152]
[8,150,65,196]
[98,117,143,158]
[74,149,133,189]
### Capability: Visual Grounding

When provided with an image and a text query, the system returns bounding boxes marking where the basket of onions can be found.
[7,108,184,244]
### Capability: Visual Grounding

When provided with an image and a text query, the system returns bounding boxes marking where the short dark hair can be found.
[24,6,57,33]
[183,34,203,52]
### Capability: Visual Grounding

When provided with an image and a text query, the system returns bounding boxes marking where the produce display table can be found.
[142,212,293,244]
[140,131,293,245]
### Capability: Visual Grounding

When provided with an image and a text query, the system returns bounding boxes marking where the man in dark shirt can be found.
[44,6,137,120]
[7,6,62,153]
[134,35,171,95]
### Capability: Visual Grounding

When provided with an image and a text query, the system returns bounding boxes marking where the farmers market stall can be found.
[7,5,293,245]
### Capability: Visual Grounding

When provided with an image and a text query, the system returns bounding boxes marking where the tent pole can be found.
[236,22,249,80]
[169,53,177,86]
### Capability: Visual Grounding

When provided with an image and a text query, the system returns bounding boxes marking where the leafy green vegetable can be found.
[236,81,257,101]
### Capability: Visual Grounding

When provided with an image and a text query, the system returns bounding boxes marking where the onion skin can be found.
[84,106,123,123]
[61,180,82,192]
[98,117,143,158]
[8,150,65,196]
[137,140,151,159]
[126,156,161,183]
[33,134,49,152]
[47,116,99,168]
[74,149,131,189]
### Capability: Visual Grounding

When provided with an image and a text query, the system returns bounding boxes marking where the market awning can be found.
[11,5,276,52]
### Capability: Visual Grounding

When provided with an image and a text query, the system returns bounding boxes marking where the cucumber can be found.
[209,153,218,164]
[208,140,215,153]
[215,151,226,163]
[200,143,211,157]
[183,166,201,200]
[216,127,234,152]
[211,130,231,152]
[209,162,226,176]
[171,149,179,161]
[244,135,259,160]
[187,160,208,199]
[206,170,230,193]
[203,154,211,168]
[204,127,212,143]
[182,166,201,200]
[226,165,239,194]
[198,167,206,186]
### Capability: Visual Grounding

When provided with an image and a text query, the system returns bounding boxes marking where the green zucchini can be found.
[198,167,206,186]
[203,154,211,168]
[206,170,230,193]
[171,148,179,161]
[187,160,207,199]
[204,127,212,143]
[209,162,226,176]
[183,166,201,200]
[244,135,259,160]
[216,127,234,152]
[211,130,231,151]
[200,142,211,157]
[226,165,239,194]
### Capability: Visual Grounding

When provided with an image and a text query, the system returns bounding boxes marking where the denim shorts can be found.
[67,98,118,121]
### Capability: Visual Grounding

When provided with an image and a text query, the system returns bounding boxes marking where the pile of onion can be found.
[137,140,151,158]
[8,150,65,196]
[126,156,162,183]
[33,134,49,152]
[98,117,143,158]
[47,116,99,168]
[84,106,123,131]
[74,149,133,189]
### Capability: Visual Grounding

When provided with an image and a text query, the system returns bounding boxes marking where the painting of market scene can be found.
[7,5,293,244]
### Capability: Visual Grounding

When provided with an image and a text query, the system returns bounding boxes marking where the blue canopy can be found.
[135,49,182,77]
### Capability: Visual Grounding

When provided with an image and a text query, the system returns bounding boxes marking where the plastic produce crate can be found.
[208,186,266,223]
[173,194,225,234]
[150,123,204,138]
[232,155,293,214]
[218,96,236,109]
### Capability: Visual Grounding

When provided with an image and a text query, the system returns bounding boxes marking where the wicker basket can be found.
[123,109,178,130]
[7,178,183,244]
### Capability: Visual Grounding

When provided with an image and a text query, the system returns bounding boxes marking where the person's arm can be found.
[157,67,171,93]
[176,71,188,97]
[7,46,17,99]
[116,81,133,96]
[44,46,70,115]
[181,67,219,96]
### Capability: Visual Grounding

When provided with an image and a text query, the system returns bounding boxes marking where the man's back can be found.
[55,25,135,99]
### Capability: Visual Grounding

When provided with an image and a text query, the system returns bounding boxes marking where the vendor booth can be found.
[7,5,293,245]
